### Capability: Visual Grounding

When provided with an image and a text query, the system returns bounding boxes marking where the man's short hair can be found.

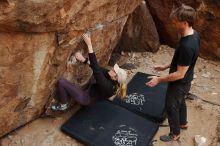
[170,4,196,27]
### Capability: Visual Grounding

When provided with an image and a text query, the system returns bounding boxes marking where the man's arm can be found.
[159,65,189,82]
[146,65,189,87]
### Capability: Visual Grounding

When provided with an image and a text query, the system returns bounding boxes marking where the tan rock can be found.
[0,0,141,137]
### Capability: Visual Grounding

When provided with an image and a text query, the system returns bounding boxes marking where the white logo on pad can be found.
[112,125,138,146]
[125,93,146,106]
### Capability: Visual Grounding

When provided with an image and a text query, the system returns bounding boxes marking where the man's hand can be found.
[146,76,160,87]
[154,64,170,71]
[154,65,166,71]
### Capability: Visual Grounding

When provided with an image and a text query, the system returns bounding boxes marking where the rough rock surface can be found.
[0,0,141,137]
[0,0,139,32]
[116,1,160,53]
[146,0,220,59]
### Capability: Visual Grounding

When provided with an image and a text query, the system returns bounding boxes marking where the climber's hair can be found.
[116,83,127,100]
[170,4,196,27]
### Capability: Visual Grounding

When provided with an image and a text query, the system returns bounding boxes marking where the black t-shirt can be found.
[169,30,200,85]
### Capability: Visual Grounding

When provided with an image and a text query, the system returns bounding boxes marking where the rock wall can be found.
[116,1,160,53]
[146,0,220,59]
[0,0,141,137]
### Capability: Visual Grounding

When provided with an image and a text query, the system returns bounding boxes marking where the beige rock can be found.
[0,0,141,137]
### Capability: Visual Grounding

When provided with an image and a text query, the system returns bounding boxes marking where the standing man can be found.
[146,4,200,142]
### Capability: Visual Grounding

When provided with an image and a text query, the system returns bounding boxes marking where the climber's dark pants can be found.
[56,77,96,106]
[165,83,191,135]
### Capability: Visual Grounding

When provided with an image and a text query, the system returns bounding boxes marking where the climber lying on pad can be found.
[51,33,127,111]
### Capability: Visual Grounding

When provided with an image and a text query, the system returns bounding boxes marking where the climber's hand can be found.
[75,51,86,63]
[82,33,92,47]
[82,33,93,53]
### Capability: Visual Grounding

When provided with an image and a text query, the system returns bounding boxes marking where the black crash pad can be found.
[62,101,159,146]
[113,72,168,122]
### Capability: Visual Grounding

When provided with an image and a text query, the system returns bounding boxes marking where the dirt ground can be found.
[1,45,220,146]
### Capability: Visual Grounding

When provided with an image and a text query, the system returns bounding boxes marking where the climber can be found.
[146,4,200,142]
[51,33,127,111]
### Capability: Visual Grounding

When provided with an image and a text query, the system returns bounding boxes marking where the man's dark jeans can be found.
[165,83,191,135]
